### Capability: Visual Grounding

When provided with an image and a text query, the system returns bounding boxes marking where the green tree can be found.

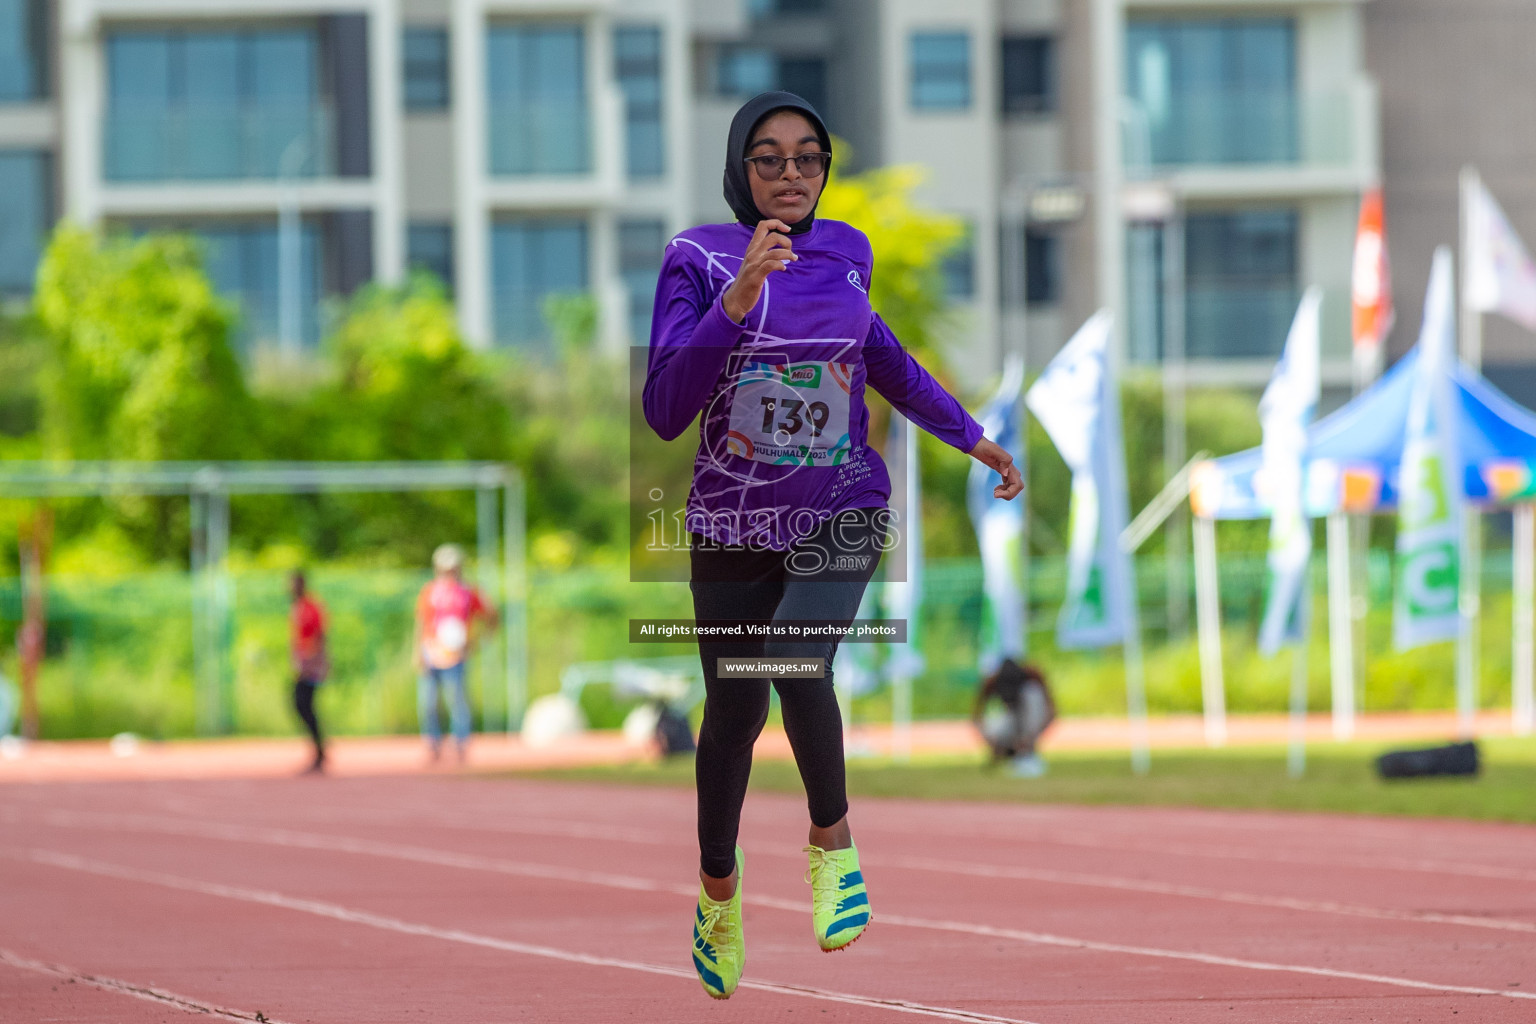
[311,274,508,463]
[0,307,45,444]
[503,294,630,567]
[34,226,256,462]
[255,275,514,563]
[818,164,964,369]
[30,227,258,559]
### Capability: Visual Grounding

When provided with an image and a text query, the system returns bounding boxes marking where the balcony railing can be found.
[104,105,335,183]
[1123,86,1370,173]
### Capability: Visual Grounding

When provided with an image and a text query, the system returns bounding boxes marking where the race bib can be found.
[726,361,854,466]
[435,616,468,653]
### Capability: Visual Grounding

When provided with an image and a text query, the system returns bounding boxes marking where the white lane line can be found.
[230,797,1536,888]
[17,849,1040,1024]
[905,825,1536,887]
[42,809,1536,937]
[20,821,1536,1001]
[876,854,1536,935]
[42,810,690,895]
[0,947,297,1023]
[90,795,1536,888]
[867,911,1536,1002]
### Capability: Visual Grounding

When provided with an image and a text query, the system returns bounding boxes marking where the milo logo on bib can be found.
[726,360,854,467]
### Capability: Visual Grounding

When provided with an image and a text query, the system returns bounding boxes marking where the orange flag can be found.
[1351,187,1394,385]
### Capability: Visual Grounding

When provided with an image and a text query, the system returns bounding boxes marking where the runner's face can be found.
[745,112,824,225]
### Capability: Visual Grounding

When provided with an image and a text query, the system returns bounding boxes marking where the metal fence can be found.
[6,545,1520,740]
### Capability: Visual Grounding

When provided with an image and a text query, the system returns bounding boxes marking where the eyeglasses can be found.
[743,152,832,181]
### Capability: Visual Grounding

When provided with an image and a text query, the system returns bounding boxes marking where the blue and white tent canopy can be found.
[1191,350,1536,519]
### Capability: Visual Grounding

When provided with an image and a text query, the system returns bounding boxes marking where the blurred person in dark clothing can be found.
[973,659,1055,777]
[290,571,329,774]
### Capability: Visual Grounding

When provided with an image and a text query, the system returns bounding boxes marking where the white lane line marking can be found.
[22,821,1536,1001]
[18,849,1042,1024]
[42,810,690,895]
[224,796,1536,888]
[0,947,296,1023]
[96,794,1536,889]
[869,911,1536,1001]
[924,826,1536,887]
[43,809,1536,937]
[876,854,1536,935]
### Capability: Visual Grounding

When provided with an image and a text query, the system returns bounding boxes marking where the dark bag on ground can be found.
[1375,741,1479,779]
[654,703,696,757]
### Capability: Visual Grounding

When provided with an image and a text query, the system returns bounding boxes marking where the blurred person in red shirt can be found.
[415,544,497,763]
[290,571,330,774]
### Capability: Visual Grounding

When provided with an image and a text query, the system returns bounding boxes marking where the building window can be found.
[1025,229,1061,306]
[403,27,449,111]
[1125,18,1296,166]
[619,219,666,344]
[0,0,45,102]
[491,218,588,346]
[0,150,50,296]
[486,24,588,176]
[717,48,827,115]
[778,58,827,117]
[749,0,827,14]
[1185,208,1298,359]
[1001,36,1055,115]
[941,223,974,301]
[105,28,325,181]
[911,32,970,111]
[614,26,664,179]
[718,46,776,97]
[408,223,454,294]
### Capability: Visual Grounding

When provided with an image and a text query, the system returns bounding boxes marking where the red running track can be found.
[2,775,1534,1023]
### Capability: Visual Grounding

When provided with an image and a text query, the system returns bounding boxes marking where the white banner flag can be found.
[1465,175,1536,331]
[1026,311,1134,649]
[1394,247,1464,649]
[967,357,1027,671]
[1258,288,1322,655]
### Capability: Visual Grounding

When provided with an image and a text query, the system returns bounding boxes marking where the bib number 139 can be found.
[759,395,831,438]
[726,360,853,466]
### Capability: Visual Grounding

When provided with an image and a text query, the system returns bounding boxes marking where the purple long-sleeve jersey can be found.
[643,218,985,551]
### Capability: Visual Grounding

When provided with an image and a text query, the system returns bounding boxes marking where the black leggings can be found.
[690,508,886,879]
[292,679,325,764]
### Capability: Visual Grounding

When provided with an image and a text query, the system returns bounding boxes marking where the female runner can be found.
[643,91,1023,999]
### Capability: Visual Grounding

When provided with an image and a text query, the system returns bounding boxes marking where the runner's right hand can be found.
[722,220,797,324]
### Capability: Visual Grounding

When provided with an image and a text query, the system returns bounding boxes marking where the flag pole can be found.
[1288,576,1313,779]
[1326,510,1356,739]
[1105,328,1150,775]
[1456,175,1481,739]
[1191,513,1226,746]
[1124,601,1150,776]
[1514,502,1536,736]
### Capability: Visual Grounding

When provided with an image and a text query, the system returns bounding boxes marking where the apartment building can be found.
[0,0,1528,398]
[0,0,693,353]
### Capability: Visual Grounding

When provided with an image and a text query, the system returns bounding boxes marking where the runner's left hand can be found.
[968,437,1024,500]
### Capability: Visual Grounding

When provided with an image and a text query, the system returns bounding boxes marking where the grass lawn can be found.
[511,735,1536,825]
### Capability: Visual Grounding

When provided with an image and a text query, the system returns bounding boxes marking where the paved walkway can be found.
[0,710,1515,784]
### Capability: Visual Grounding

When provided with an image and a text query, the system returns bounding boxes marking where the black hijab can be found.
[723,91,832,237]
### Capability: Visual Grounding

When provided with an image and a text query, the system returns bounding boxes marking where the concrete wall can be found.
[1366,0,1536,391]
